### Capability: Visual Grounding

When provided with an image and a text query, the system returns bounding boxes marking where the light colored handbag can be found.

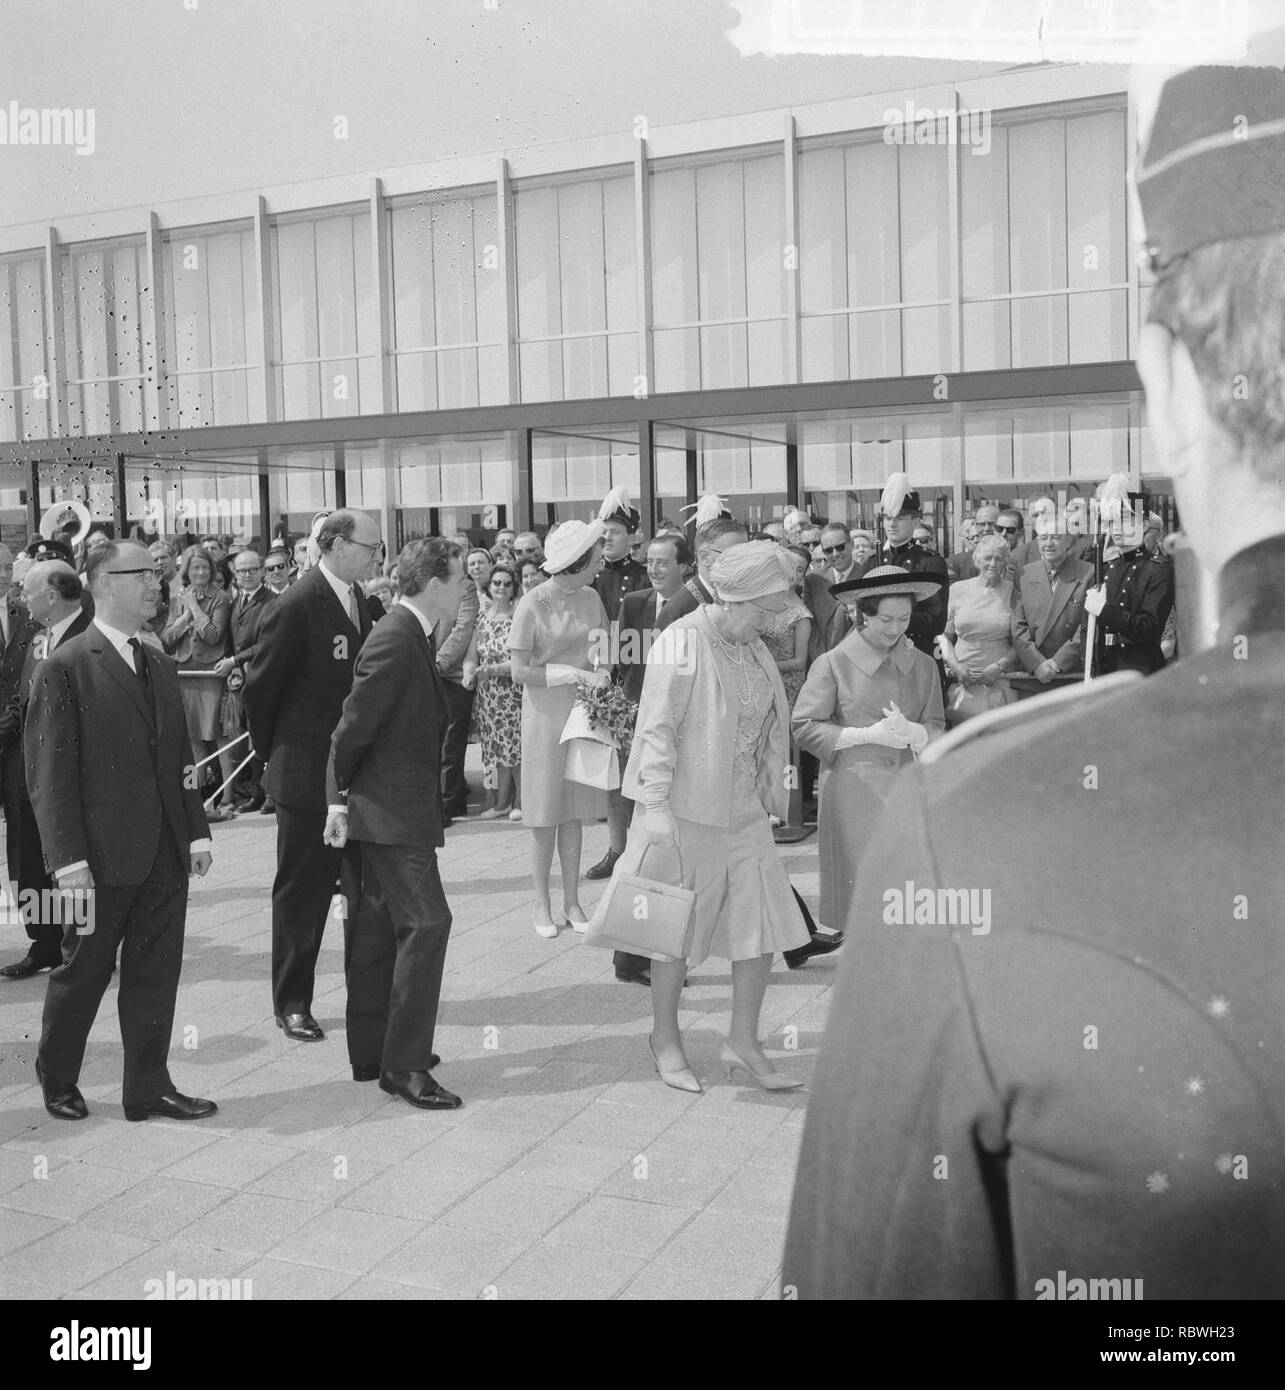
[560,701,621,789]
[583,843,696,963]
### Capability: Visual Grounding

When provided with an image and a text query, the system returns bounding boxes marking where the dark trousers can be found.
[231,710,265,804]
[345,841,452,1071]
[612,792,649,976]
[5,788,60,959]
[38,835,188,1105]
[439,678,474,812]
[271,803,361,1017]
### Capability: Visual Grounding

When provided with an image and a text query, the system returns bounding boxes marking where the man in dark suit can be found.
[215,549,277,811]
[0,541,40,819]
[244,509,379,1042]
[324,538,471,1110]
[0,561,92,978]
[857,485,949,659]
[432,581,478,823]
[606,533,691,984]
[802,529,853,665]
[1083,514,1175,677]
[1011,528,1096,682]
[654,516,748,632]
[25,541,214,1122]
[784,51,1285,1299]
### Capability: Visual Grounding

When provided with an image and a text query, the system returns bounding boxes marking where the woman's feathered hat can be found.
[598,485,641,533]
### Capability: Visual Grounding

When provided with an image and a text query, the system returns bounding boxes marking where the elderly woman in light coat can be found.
[617,541,811,1094]
[792,566,946,934]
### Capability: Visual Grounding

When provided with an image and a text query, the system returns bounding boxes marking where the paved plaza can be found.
[0,754,834,1301]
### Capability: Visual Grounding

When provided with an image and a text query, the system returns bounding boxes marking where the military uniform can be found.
[1093,544,1175,676]
[783,533,1285,1299]
[593,554,649,625]
[858,541,949,659]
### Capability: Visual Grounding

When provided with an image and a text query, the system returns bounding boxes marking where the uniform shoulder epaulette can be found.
[919,672,1143,765]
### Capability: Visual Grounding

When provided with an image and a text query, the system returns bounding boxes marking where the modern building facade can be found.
[0,60,1160,554]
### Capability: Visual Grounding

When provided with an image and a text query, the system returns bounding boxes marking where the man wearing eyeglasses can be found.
[214,551,277,812]
[946,504,1000,582]
[245,510,378,1042]
[24,542,215,1123]
[263,548,293,593]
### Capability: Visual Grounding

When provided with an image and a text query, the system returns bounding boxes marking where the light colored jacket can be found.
[622,611,790,825]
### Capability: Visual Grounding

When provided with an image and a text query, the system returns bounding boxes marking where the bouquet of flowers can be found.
[559,672,639,790]
[572,676,639,747]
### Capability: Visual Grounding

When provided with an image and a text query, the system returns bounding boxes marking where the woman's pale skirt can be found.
[616,801,810,967]
[519,682,608,827]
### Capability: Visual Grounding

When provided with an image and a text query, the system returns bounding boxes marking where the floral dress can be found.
[474,607,522,767]
[762,599,811,712]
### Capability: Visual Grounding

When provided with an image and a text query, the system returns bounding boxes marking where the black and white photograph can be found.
[0,0,1280,1353]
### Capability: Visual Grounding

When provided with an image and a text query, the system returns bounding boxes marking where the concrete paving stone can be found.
[705,1162,796,1221]
[543,1193,695,1260]
[597,1154,740,1211]
[0,1223,153,1294]
[2,1273,64,1299]
[76,1120,221,1173]
[463,1096,588,1140]
[658,1208,787,1273]
[157,1136,295,1189]
[3,1113,133,1158]
[266,1205,422,1274]
[74,1239,254,1300]
[4,1159,144,1220]
[0,1144,50,1195]
[501,1140,633,1193]
[337,1275,448,1300]
[338,1158,486,1221]
[487,1239,649,1300]
[618,1250,777,1302]
[411,1122,538,1173]
[547,1101,680,1152]
[435,1172,587,1241]
[247,1146,391,1203]
[368,1224,534,1295]
[0,1207,62,1257]
[743,1125,805,1173]
[77,1177,233,1242]
[180,1191,329,1256]
[232,1256,358,1300]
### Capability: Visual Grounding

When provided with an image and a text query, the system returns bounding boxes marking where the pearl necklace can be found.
[704,608,756,707]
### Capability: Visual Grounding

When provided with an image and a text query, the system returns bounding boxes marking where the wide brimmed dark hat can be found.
[831,564,946,603]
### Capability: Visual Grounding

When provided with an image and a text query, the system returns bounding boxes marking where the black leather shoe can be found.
[123,1091,218,1122]
[276,1012,324,1041]
[234,795,265,812]
[379,1070,462,1109]
[260,798,276,814]
[353,1055,438,1082]
[586,849,622,881]
[1,951,61,979]
[36,1059,87,1121]
[784,931,846,969]
[615,968,651,986]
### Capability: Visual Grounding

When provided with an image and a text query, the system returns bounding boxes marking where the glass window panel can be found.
[961,124,1009,298]
[603,177,636,332]
[699,442,751,496]
[1066,110,1126,289]
[472,197,504,349]
[1008,120,1067,294]
[851,309,900,376]
[799,146,847,315]
[962,300,1011,371]
[653,327,699,393]
[314,215,358,362]
[747,317,787,386]
[744,155,785,319]
[559,181,606,335]
[963,414,1014,483]
[1014,413,1070,480]
[901,305,949,375]
[847,143,900,306]
[396,355,434,413]
[478,345,508,406]
[515,185,561,340]
[390,203,435,349]
[696,161,746,323]
[1068,289,1126,361]
[431,200,477,353]
[700,322,748,390]
[518,340,561,402]
[801,314,848,382]
[437,346,479,410]
[607,332,637,397]
[562,336,608,398]
[899,143,949,303]
[650,167,698,325]
[1012,294,1068,367]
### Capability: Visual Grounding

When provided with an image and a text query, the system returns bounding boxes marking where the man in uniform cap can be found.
[1083,497,1175,676]
[784,46,1285,1299]
[856,477,949,661]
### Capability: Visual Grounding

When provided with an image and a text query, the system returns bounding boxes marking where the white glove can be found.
[881,700,929,755]
[1084,585,1107,617]
[578,667,611,689]
[901,720,929,754]
[640,807,678,847]
[836,718,909,750]
[545,664,582,687]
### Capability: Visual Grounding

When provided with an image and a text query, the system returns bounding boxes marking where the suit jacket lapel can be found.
[312,567,350,638]
[1046,569,1073,629]
[92,631,154,727]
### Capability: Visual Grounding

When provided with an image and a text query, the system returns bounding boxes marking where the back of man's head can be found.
[694,516,748,575]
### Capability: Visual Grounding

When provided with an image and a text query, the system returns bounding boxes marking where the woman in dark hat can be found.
[792,566,945,934]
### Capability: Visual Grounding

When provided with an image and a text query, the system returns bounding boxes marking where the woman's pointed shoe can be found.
[720,1043,803,1091]
[649,1036,702,1094]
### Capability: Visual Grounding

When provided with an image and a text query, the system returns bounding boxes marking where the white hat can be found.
[542,518,605,574]
[709,540,796,603]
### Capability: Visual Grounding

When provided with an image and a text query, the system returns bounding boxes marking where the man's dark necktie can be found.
[127,637,149,687]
